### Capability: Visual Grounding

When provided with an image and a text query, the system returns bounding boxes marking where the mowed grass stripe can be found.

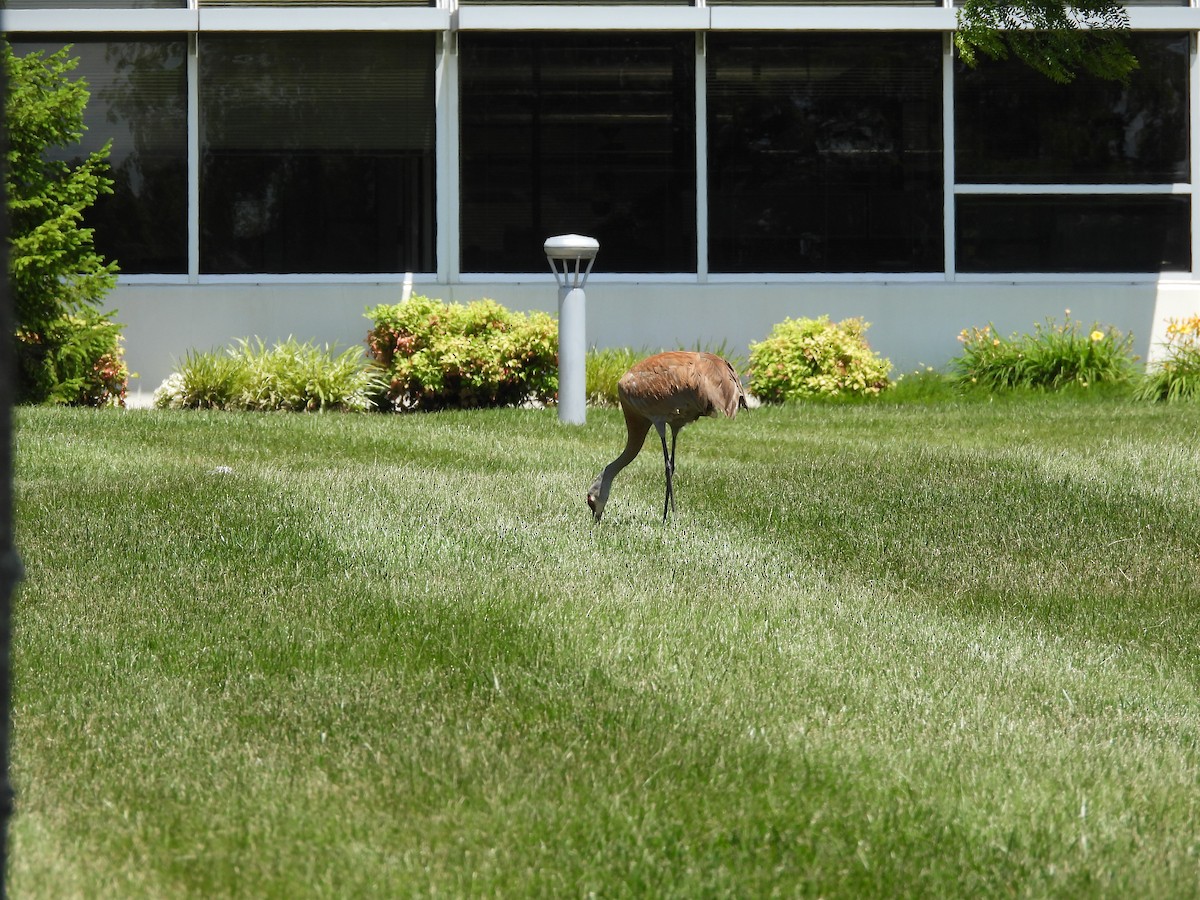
[10,403,1200,897]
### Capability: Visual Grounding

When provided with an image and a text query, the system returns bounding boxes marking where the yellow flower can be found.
[1090,330,1105,342]
[992,338,1000,346]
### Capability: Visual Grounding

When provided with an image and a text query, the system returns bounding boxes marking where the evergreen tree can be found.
[5,43,123,404]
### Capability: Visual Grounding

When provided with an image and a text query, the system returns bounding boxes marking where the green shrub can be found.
[952,312,1136,391]
[365,296,557,411]
[748,315,891,402]
[155,338,384,412]
[1136,315,1200,402]
[18,308,129,407]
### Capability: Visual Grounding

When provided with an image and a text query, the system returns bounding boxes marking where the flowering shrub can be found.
[365,296,558,410]
[155,338,383,412]
[748,316,891,402]
[952,311,1136,391]
[154,349,247,410]
[18,308,129,407]
[1136,315,1200,402]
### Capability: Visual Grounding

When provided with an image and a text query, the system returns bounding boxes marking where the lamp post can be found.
[544,234,599,425]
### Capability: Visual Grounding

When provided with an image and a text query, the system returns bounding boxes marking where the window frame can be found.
[7,8,1198,281]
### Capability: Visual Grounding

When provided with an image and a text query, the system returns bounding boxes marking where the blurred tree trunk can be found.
[0,55,20,900]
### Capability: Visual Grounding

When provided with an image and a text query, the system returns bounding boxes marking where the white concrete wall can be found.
[113,279,1200,401]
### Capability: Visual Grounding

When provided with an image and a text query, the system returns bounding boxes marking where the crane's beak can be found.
[587,493,603,523]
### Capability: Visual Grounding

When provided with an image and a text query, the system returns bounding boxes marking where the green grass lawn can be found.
[11,398,1200,897]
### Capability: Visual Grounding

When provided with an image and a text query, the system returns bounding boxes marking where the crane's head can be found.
[587,473,609,523]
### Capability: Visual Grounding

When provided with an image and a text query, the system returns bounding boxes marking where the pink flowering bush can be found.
[366,296,557,411]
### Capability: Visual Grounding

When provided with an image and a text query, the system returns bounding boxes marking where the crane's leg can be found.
[667,424,681,516]
[654,422,672,522]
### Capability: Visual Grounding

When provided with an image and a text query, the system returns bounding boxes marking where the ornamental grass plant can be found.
[154,348,249,410]
[154,338,384,412]
[952,311,1137,391]
[586,343,746,407]
[234,337,384,412]
[13,397,1200,898]
[1136,314,1200,402]
[585,346,643,407]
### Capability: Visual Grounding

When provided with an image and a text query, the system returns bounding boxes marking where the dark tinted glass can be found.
[6,1,183,6]
[9,36,188,274]
[956,33,1189,184]
[459,33,696,273]
[200,33,436,275]
[206,1,431,5]
[462,0,684,3]
[708,34,943,273]
[957,196,1190,272]
[710,0,938,5]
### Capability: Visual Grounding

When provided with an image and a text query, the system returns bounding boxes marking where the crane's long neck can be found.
[595,432,644,494]
[589,413,650,520]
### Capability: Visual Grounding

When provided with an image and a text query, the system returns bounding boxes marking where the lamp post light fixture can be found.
[544,234,599,425]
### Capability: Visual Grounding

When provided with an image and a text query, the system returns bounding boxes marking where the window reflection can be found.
[200,33,436,275]
[8,36,188,274]
[710,0,939,6]
[461,0,682,3]
[957,196,1190,272]
[459,33,697,273]
[707,34,943,273]
[956,33,1189,184]
[6,1,184,7]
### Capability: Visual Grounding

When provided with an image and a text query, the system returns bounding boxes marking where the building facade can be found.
[5,1,1200,395]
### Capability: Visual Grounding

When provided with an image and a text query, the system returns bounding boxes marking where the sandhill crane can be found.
[587,351,747,523]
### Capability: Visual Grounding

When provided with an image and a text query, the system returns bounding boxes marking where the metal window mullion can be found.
[943,32,955,280]
[695,31,708,283]
[188,31,200,283]
[955,184,1191,195]
[1192,31,1200,278]
[437,30,459,284]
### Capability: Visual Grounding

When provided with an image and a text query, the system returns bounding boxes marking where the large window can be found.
[7,1,184,7]
[9,36,188,275]
[707,34,944,273]
[957,33,1188,183]
[956,33,1190,272]
[199,33,436,275]
[459,33,697,273]
[708,0,941,5]
[957,196,1189,273]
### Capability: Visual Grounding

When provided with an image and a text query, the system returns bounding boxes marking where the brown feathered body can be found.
[588,351,746,522]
